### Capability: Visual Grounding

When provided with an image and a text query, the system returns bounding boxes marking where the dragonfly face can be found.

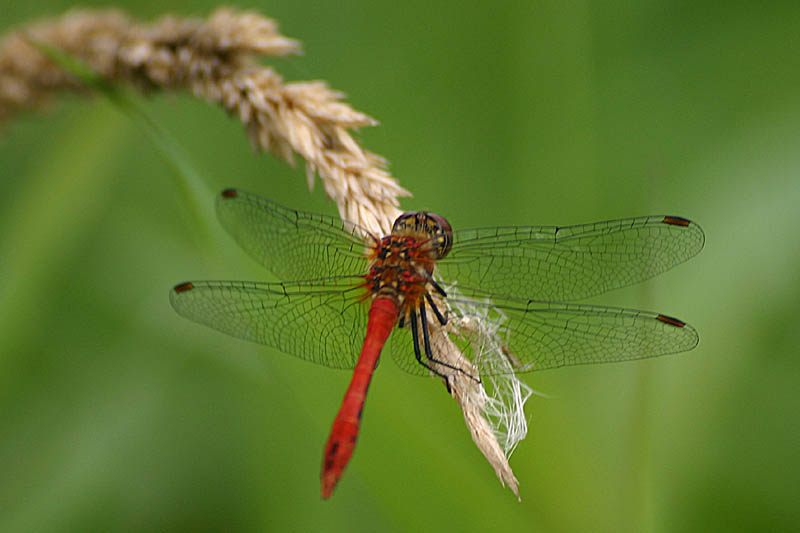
[391,211,453,260]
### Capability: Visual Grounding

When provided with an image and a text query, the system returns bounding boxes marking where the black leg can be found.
[410,309,442,377]
[397,314,405,329]
[419,303,469,376]
[425,293,447,325]
[410,309,420,356]
[419,304,433,359]
[429,279,447,297]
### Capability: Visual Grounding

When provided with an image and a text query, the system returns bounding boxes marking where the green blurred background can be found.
[1,1,799,532]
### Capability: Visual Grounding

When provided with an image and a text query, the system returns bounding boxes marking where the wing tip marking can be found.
[173,281,195,294]
[656,314,686,328]
[662,215,691,227]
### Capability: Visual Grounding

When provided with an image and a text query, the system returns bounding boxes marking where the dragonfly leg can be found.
[425,293,448,325]
[397,314,405,329]
[429,279,447,297]
[410,309,444,378]
[419,305,477,382]
[418,304,434,361]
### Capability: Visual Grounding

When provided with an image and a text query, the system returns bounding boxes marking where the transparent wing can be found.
[215,189,375,281]
[386,289,699,377]
[169,278,369,369]
[437,215,705,301]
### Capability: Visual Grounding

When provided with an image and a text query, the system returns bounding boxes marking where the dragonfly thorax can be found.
[365,236,431,307]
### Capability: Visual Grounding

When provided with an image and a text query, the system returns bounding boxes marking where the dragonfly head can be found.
[392,211,453,259]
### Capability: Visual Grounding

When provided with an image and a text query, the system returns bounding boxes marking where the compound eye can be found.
[391,212,416,234]
[425,213,453,259]
[426,213,452,238]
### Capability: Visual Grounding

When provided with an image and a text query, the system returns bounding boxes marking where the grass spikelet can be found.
[0,7,408,235]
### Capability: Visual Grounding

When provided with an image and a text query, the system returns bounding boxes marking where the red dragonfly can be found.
[170,188,704,498]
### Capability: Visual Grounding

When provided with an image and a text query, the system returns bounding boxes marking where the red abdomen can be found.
[321,297,398,499]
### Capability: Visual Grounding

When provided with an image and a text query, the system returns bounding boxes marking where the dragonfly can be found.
[170,188,704,498]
